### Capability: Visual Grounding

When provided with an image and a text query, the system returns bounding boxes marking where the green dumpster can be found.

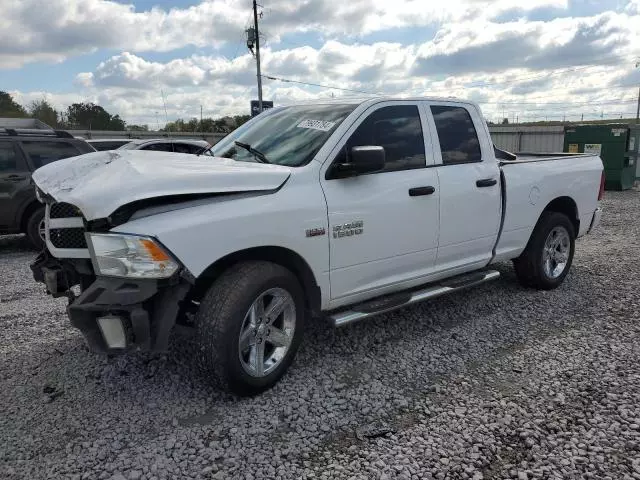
[628,124,640,181]
[564,123,636,190]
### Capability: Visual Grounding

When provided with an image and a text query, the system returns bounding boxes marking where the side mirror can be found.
[331,145,385,178]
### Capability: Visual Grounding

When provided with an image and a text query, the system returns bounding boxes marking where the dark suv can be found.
[0,128,95,249]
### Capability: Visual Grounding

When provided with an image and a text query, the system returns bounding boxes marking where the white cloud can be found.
[5,0,639,124]
[1,0,571,68]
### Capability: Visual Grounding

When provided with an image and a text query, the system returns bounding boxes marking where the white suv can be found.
[118,138,210,154]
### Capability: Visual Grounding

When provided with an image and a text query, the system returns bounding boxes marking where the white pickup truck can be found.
[30,97,604,395]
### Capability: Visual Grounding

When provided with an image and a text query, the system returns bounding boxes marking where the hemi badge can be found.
[305,227,326,237]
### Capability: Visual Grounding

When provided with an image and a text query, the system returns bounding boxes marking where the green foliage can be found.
[28,99,59,128]
[2,92,256,134]
[162,114,252,133]
[0,91,28,118]
[65,102,126,130]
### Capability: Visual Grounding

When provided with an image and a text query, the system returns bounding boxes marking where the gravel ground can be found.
[1,189,639,480]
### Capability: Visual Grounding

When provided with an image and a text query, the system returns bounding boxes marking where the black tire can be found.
[25,207,45,250]
[513,211,575,290]
[195,261,305,396]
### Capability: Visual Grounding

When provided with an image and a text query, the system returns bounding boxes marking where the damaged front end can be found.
[31,247,193,354]
[30,199,195,354]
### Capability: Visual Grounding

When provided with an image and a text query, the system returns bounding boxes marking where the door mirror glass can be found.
[350,145,385,173]
[332,145,385,178]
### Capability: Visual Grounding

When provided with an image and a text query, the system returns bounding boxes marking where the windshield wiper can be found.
[234,141,270,164]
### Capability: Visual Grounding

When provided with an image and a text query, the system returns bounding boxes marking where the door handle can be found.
[476,178,497,188]
[408,186,436,196]
[6,175,27,182]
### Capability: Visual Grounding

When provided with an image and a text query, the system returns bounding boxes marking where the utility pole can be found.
[636,62,639,124]
[636,87,640,123]
[200,105,203,133]
[252,0,263,113]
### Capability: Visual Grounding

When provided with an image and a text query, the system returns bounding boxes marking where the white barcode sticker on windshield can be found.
[297,119,336,131]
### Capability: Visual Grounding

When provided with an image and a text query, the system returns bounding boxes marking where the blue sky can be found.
[1,0,639,125]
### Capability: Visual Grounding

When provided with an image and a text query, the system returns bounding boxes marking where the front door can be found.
[0,141,30,231]
[321,102,440,303]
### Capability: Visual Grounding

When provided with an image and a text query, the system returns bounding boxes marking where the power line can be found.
[230,13,254,61]
[261,73,637,107]
[256,35,638,92]
[425,55,637,92]
[262,75,382,96]
[260,34,638,85]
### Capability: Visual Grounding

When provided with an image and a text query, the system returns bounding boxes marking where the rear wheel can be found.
[195,261,305,395]
[25,207,46,250]
[513,211,575,290]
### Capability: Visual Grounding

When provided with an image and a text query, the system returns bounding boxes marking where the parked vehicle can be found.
[0,126,95,248]
[86,138,134,151]
[30,97,604,395]
[118,138,210,154]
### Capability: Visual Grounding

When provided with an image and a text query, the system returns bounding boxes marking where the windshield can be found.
[205,104,356,167]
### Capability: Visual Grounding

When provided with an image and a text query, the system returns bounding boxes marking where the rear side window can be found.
[431,106,482,165]
[173,142,202,154]
[141,143,174,152]
[0,142,25,172]
[20,141,82,168]
[339,105,426,173]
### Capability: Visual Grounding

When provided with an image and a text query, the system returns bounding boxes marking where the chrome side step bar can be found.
[329,270,500,327]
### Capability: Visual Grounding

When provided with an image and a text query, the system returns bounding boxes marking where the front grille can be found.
[50,202,81,219]
[49,228,88,249]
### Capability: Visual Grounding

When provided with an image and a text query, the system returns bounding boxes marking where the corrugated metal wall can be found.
[70,126,566,154]
[489,126,565,153]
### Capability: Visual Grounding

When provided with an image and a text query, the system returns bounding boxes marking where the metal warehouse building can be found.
[488,125,565,153]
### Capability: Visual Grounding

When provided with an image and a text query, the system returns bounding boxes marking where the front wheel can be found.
[513,211,575,290]
[195,261,305,396]
[25,207,46,250]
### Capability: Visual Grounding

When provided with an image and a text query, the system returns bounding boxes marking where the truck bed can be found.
[502,152,592,164]
[493,152,603,262]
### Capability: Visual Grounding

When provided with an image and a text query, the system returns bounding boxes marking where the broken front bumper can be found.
[30,250,191,353]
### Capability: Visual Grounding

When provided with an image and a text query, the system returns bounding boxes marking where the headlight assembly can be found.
[87,233,179,279]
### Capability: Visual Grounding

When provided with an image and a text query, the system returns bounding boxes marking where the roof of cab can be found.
[275,96,479,108]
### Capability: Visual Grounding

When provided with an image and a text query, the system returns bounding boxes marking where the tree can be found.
[65,102,126,130]
[501,118,509,125]
[29,99,59,128]
[110,114,126,131]
[162,114,252,133]
[232,114,251,128]
[0,91,27,118]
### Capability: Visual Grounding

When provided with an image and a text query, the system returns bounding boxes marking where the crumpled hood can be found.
[32,150,292,220]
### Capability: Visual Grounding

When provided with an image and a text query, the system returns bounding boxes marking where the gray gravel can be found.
[1,189,640,480]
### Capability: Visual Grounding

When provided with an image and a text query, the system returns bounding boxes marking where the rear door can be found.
[0,140,31,231]
[320,102,440,302]
[425,103,501,271]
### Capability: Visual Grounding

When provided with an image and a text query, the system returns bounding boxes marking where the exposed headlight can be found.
[35,187,43,203]
[87,233,180,279]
